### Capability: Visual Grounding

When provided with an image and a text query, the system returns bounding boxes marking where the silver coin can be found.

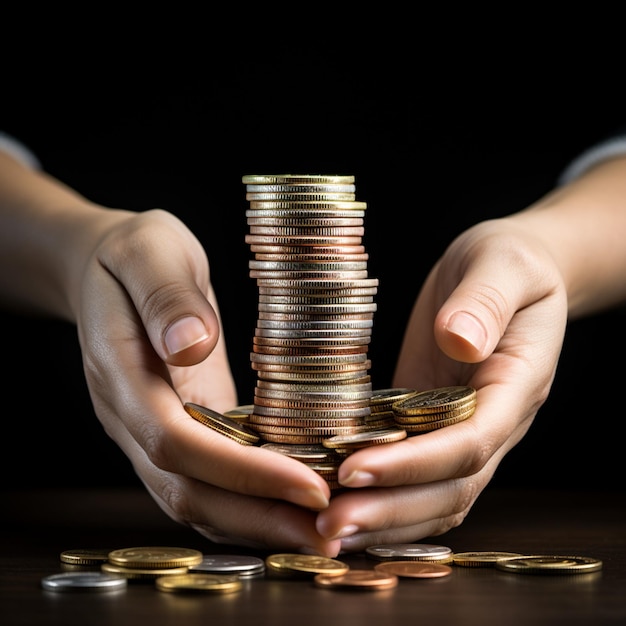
[246,192,356,201]
[256,314,374,324]
[365,543,453,561]
[254,328,372,338]
[246,216,363,226]
[41,571,128,592]
[248,200,366,210]
[245,184,356,193]
[189,554,266,577]
[245,234,364,246]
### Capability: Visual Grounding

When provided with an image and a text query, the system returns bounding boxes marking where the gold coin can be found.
[246,192,356,201]
[107,547,203,569]
[155,573,242,593]
[392,386,477,416]
[452,551,523,567]
[370,388,417,411]
[314,569,398,590]
[495,555,603,575]
[265,553,349,576]
[400,407,476,432]
[374,560,453,578]
[184,402,260,445]
[60,548,112,566]
[101,562,190,580]
[222,405,254,421]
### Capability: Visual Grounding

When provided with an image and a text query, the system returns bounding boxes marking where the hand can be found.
[75,208,339,555]
[315,217,568,552]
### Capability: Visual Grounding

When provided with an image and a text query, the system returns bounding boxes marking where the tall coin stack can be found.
[242,174,378,484]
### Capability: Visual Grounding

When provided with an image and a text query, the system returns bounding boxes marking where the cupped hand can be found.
[74,208,338,555]
[315,217,568,552]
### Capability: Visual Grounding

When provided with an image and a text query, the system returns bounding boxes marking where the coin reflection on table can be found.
[374,560,453,578]
[314,569,399,590]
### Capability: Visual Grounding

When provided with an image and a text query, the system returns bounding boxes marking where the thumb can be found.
[435,303,495,364]
[162,307,220,367]
[140,270,221,369]
[99,210,221,367]
[433,246,545,363]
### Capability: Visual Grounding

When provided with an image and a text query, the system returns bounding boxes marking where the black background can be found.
[2,17,625,492]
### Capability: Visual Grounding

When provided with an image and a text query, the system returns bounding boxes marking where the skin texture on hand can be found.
[3,146,626,557]
[75,208,341,555]
[314,219,568,551]
[315,156,626,552]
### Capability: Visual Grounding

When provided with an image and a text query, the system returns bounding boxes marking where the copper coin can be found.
[374,560,452,578]
[314,569,398,590]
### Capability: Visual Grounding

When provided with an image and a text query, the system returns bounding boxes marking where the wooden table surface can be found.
[2,486,625,625]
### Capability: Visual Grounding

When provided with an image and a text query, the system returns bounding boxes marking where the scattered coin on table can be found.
[41,571,127,592]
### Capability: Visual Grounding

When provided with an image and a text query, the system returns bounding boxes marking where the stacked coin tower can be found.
[242,174,378,448]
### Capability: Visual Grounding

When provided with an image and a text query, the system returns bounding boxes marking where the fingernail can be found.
[331,524,359,540]
[446,311,487,352]
[165,316,209,356]
[339,470,375,488]
[286,488,329,511]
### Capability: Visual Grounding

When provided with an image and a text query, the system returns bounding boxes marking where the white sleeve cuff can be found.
[558,134,626,185]
[0,131,41,169]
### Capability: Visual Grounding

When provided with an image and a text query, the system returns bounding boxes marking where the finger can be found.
[434,225,566,363]
[336,375,535,490]
[81,262,330,511]
[394,225,566,389]
[105,375,332,510]
[98,209,220,366]
[316,453,504,552]
[137,457,342,557]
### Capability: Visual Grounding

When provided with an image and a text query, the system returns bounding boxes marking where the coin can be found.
[41,571,127,592]
[392,386,476,415]
[246,192,356,201]
[495,555,603,575]
[155,573,243,593]
[245,183,356,193]
[452,551,523,567]
[365,543,453,561]
[242,174,356,185]
[59,548,112,566]
[374,560,453,578]
[248,200,367,211]
[265,553,349,576]
[314,569,398,590]
[370,388,417,412]
[184,402,260,445]
[322,427,407,450]
[189,554,266,577]
[101,563,190,580]
[107,546,203,569]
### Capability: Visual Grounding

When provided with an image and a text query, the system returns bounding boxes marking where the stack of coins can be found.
[391,386,477,433]
[242,174,378,463]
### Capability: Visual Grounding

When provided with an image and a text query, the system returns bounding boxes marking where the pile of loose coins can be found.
[41,544,603,593]
[184,385,478,490]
